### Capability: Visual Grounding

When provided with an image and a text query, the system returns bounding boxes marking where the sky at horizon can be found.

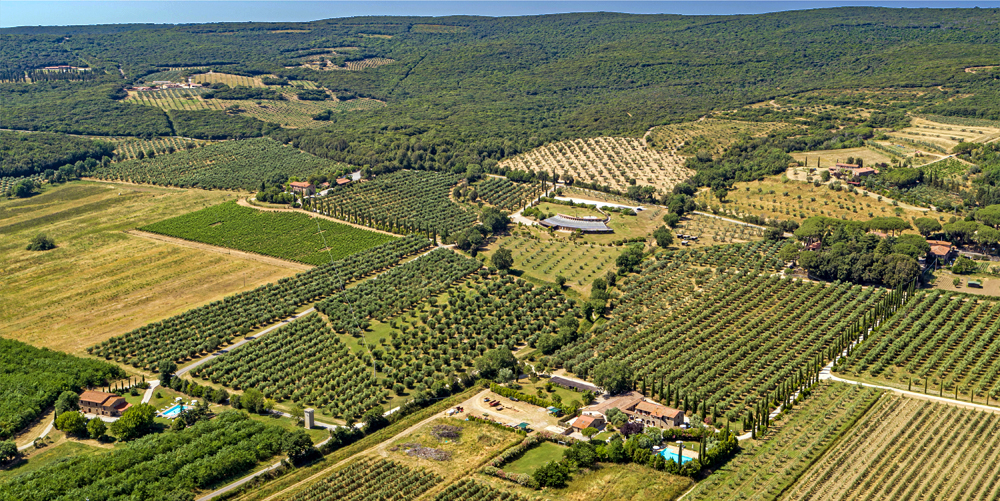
[2,1,999,28]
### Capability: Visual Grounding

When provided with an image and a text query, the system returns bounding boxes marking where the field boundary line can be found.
[125,230,313,271]
[238,198,400,237]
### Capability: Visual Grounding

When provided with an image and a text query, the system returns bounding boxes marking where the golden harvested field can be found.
[126,88,385,128]
[888,117,1000,152]
[647,118,791,157]
[785,395,1000,501]
[0,182,299,355]
[500,137,693,194]
[789,146,895,170]
[700,175,944,225]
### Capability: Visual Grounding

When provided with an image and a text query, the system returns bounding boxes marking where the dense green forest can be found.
[0,131,113,176]
[2,8,999,164]
[0,338,124,440]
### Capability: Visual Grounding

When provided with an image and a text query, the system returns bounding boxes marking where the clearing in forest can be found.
[499,137,693,194]
[785,395,1000,501]
[0,182,295,355]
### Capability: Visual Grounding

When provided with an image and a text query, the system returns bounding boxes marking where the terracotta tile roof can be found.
[336,178,351,185]
[289,181,314,188]
[573,415,598,429]
[634,401,683,419]
[80,390,119,406]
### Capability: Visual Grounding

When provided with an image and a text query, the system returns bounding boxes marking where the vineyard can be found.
[0,411,294,501]
[485,236,619,291]
[476,177,545,211]
[433,479,532,501]
[92,138,348,191]
[108,136,214,160]
[314,170,478,235]
[785,396,1000,501]
[555,250,888,421]
[140,201,397,265]
[193,72,269,87]
[839,292,1000,400]
[498,137,693,194]
[328,58,397,71]
[646,118,789,158]
[315,248,482,333]
[88,235,431,367]
[685,383,882,501]
[674,213,766,245]
[374,272,575,389]
[282,457,441,501]
[194,313,386,418]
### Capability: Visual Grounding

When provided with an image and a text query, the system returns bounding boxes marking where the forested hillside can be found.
[2,9,999,165]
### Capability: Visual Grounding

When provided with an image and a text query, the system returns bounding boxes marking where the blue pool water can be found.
[659,448,694,464]
[161,404,192,419]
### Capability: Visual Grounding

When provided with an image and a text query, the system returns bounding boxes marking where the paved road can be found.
[176,308,315,377]
[141,380,161,404]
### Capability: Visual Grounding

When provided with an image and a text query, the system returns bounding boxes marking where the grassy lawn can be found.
[483,234,619,296]
[0,440,103,482]
[0,181,298,355]
[245,412,328,444]
[503,441,568,475]
[535,201,605,219]
[516,379,590,408]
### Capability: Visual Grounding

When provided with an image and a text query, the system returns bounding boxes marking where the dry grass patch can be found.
[0,182,298,355]
[789,146,895,170]
[889,116,1000,152]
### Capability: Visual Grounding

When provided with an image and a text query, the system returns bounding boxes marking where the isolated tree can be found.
[662,212,681,228]
[533,460,571,488]
[362,406,388,433]
[241,388,266,413]
[616,244,645,274]
[55,411,87,436]
[14,180,35,198]
[778,242,801,263]
[653,226,674,247]
[0,441,18,462]
[555,275,567,288]
[475,348,517,380]
[481,207,510,234]
[593,360,631,395]
[110,403,155,441]
[26,233,56,251]
[582,427,599,439]
[283,429,315,463]
[913,217,942,237]
[87,416,107,440]
[491,247,514,270]
[54,390,79,415]
[290,403,305,426]
[158,359,177,385]
[564,441,597,467]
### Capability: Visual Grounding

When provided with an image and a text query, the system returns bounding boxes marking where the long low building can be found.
[539,214,613,233]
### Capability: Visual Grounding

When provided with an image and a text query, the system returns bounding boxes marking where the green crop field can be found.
[91,138,348,191]
[140,201,397,265]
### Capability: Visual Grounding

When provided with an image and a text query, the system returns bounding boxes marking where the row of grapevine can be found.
[786,394,1000,501]
[92,138,349,191]
[375,272,575,390]
[555,257,888,420]
[476,177,545,211]
[312,170,477,235]
[841,291,1000,399]
[282,457,441,501]
[433,479,533,501]
[316,248,482,334]
[1,411,294,501]
[686,383,883,501]
[194,313,385,418]
[88,235,431,367]
[140,201,397,265]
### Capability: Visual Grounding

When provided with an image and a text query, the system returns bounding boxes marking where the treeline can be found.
[0,338,125,440]
[0,131,113,176]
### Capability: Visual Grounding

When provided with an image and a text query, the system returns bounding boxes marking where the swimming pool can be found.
[161,404,192,419]
[659,448,694,464]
